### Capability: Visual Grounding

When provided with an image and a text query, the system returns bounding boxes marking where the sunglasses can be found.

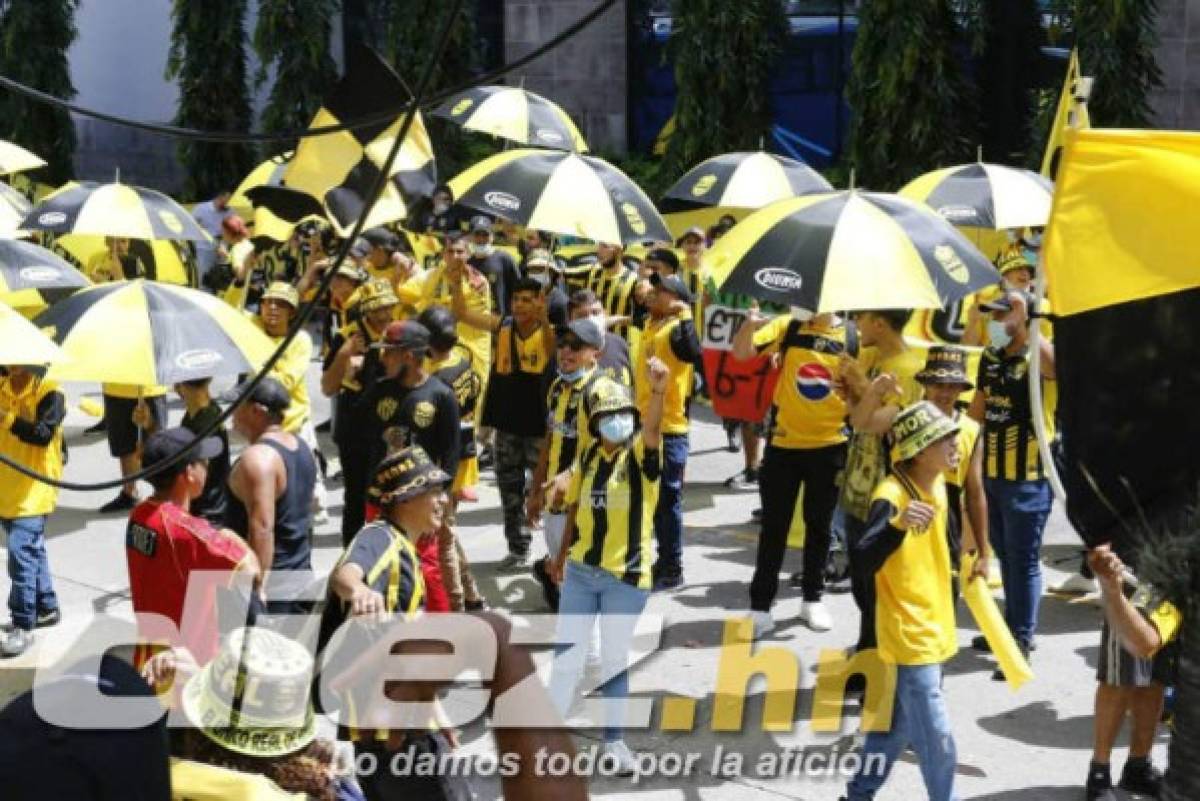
[557,338,587,352]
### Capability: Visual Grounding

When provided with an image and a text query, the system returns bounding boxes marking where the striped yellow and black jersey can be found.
[976,347,1057,481]
[567,438,662,589]
[588,264,639,328]
[544,368,603,482]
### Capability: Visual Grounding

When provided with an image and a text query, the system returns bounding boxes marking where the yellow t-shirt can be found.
[753,315,849,449]
[84,251,121,284]
[947,412,980,488]
[871,473,957,665]
[0,375,64,517]
[634,314,694,436]
[568,438,661,589]
[840,345,927,521]
[169,758,303,801]
[257,318,313,434]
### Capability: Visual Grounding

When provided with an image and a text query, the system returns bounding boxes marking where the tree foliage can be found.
[1076,0,1163,127]
[0,0,79,185]
[253,0,339,149]
[660,0,786,185]
[363,0,481,177]
[847,0,973,189]
[167,0,256,199]
[977,0,1042,164]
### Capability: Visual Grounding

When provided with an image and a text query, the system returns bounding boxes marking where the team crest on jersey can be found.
[412,400,436,429]
[376,397,399,422]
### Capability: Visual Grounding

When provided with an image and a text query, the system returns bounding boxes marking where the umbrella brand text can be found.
[933,245,970,284]
[692,174,717,196]
[536,129,564,144]
[937,205,978,224]
[174,349,223,371]
[18,267,60,282]
[753,267,804,293]
[38,211,67,226]
[484,191,521,212]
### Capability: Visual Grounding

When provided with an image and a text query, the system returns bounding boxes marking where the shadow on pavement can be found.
[976,701,1096,750]
[966,786,1083,800]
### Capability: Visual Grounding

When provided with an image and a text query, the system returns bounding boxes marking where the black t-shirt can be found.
[470,249,520,315]
[323,325,387,447]
[181,402,230,526]
[481,322,551,438]
[361,374,461,478]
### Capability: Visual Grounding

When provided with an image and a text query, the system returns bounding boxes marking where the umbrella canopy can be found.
[448,149,670,246]
[20,181,211,243]
[900,162,1054,230]
[433,86,588,153]
[0,301,60,365]
[660,151,832,213]
[231,152,291,210]
[35,280,275,385]
[0,182,32,237]
[0,239,90,311]
[0,141,46,176]
[707,191,999,312]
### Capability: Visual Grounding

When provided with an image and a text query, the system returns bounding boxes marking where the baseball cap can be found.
[645,247,681,273]
[333,262,367,283]
[675,226,705,245]
[348,237,372,259]
[221,215,248,238]
[370,320,431,352]
[143,426,222,469]
[979,288,1033,313]
[222,376,291,415]
[559,317,604,349]
[363,227,400,250]
[470,215,494,234]
[649,271,693,304]
[261,281,299,309]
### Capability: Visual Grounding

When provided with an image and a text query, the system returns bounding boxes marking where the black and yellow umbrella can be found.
[0,239,90,312]
[20,180,211,242]
[0,181,32,236]
[0,140,46,176]
[708,191,999,312]
[35,280,275,385]
[900,162,1054,230]
[449,149,670,245]
[0,301,60,365]
[434,86,588,152]
[660,151,832,212]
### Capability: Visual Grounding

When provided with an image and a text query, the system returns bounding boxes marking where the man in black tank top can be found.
[225,377,317,608]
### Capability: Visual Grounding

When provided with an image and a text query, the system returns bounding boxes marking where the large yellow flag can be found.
[1043,128,1200,316]
[1041,49,1091,179]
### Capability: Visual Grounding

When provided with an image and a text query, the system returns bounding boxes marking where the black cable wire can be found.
[0,0,467,491]
[0,0,617,145]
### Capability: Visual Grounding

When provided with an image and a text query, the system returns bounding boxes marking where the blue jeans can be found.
[847,663,958,801]
[985,478,1052,647]
[652,433,688,575]
[549,561,650,742]
[3,516,58,631]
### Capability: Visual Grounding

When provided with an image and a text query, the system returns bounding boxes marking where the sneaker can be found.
[0,628,32,658]
[464,598,488,612]
[799,600,833,632]
[532,558,560,611]
[789,572,803,588]
[35,609,60,629]
[497,552,531,571]
[315,419,332,434]
[99,492,137,514]
[971,634,992,652]
[83,419,107,435]
[601,740,637,777]
[1118,757,1162,797]
[1052,573,1098,595]
[724,468,759,492]
[653,571,684,591]
[1085,761,1116,801]
[749,610,775,639]
[313,509,331,527]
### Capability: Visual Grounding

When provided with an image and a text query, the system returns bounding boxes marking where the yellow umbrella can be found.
[0,300,60,365]
[0,181,32,237]
[0,140,46,176]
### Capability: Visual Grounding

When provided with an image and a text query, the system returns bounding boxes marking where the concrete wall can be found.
[67,0,276,195]
[1153,0,1200,130]
[504,0,628,153]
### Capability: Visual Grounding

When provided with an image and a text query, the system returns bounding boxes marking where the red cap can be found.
[221,215,248,238]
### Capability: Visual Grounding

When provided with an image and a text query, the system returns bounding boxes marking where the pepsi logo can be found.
[795,362,833,401]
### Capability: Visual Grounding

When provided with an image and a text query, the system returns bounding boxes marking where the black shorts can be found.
[1096,619,1178,687]
[103,394,168,458]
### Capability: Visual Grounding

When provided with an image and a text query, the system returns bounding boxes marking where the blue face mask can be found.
[987,319,1013,349]
[598,413,635,444]
[559,366,587,383]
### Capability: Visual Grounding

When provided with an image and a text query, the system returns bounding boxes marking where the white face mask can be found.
[598,413,635,444]
[987,319,1013,349]
[1026,231,1043,248]
[790,306,813,322]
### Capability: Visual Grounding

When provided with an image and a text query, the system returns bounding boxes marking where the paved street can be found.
[0,363,1167,800]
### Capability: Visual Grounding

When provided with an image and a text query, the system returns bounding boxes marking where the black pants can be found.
[338,440,371,547]
[749,443,846,611]
[846,514,876,652]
